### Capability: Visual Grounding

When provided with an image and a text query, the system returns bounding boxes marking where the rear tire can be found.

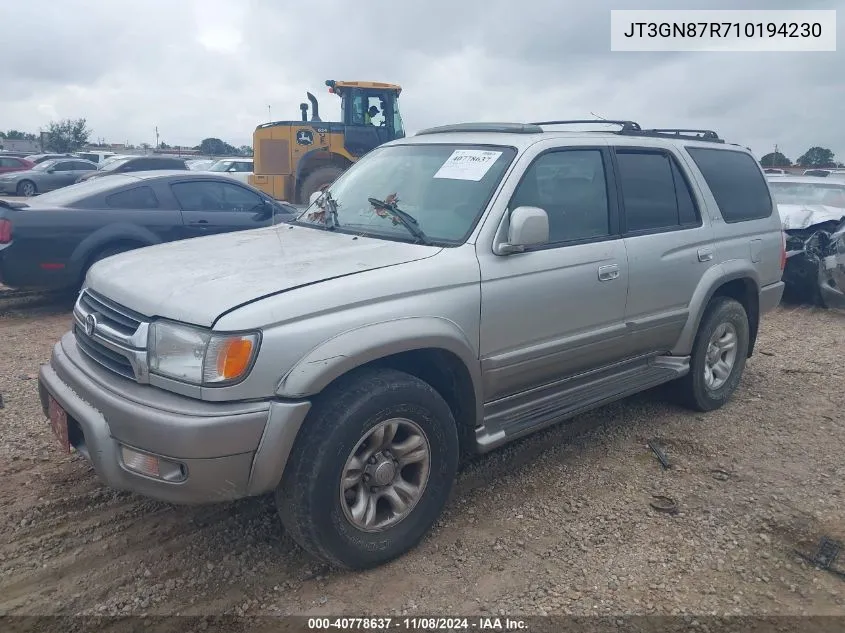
[299,166,345,204]
[16,180,36,197]
[676,297,750,412]
[275,367,459,570]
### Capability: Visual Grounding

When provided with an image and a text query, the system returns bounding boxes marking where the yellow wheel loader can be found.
[249,80,404,203]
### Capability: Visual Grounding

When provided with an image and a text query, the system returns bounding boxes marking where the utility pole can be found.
[155,126,160,151]
[268,105,272,122]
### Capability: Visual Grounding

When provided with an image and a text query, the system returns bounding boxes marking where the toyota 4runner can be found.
[39,120,785,569]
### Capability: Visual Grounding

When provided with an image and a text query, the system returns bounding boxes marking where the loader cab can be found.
[328,81,405,157]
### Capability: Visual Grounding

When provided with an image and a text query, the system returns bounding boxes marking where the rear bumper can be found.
[759,281,785,313]
[38,332,312,504]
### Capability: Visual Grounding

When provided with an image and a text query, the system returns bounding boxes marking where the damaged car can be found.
[768,175,845,308]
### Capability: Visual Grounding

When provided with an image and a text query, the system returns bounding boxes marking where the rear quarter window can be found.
[685,147,773,223]
[105,186,159,209]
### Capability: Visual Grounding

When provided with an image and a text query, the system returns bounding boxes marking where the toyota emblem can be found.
[85,313,97,337]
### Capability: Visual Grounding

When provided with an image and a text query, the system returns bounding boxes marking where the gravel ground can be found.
[0,299,843,617]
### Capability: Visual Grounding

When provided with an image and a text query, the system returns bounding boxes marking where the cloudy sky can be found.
[1,0,842,162]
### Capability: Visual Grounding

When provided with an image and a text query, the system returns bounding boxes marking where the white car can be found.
[187,159,216,171]
[205,158,253,184]
[76,151,117,164]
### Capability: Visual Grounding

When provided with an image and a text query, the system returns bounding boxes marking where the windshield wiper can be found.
[324,191,341,229]
[367,197,431,245]
[295,190,341,229]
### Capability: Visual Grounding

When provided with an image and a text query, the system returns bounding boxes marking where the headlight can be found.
[148,320,260,386]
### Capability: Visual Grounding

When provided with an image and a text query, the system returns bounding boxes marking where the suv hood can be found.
[87,224,441,327]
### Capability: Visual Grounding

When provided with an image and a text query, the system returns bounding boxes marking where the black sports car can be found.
[0,171,297,290]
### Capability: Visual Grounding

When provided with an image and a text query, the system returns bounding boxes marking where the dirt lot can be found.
[0,298,843,617]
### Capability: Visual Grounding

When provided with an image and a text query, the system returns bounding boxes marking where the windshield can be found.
[32,160,57,171]
[296,143,516,244]
[208,160,234,172]
[100,158,132,171]
[769,181,845,208]
[25,175,138,207]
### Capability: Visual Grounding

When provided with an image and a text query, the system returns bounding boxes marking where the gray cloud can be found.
[0,0,842,161]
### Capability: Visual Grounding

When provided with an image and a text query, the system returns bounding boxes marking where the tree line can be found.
[0,118,252,157]
[760,147,842,169]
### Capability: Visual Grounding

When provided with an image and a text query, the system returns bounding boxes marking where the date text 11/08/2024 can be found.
[307,617,528,631]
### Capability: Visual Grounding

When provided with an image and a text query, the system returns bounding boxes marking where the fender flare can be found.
[671,260,761,356]
[69,224,161,278]
[276,316,482,409]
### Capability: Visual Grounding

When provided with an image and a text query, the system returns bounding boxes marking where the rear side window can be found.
[106,186,159,209]
[686,147,773,222]
[615,150,700,232]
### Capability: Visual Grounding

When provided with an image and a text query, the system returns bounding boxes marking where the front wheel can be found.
[676,297,750,412]
[16,180,36,197]
[276,367,459,569]
[299,166,345,205]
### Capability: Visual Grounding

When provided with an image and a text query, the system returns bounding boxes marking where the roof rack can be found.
[413,120,726,144]
[415,122,543,136]
[530,120,642,132]
[619,128,724,143]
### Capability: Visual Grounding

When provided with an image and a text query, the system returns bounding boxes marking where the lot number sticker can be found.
[433,149,503,181]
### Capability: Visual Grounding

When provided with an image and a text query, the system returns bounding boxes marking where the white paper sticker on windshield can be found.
[433,149,503,181]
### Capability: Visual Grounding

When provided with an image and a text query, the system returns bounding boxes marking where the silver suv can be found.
[38,120,785,569]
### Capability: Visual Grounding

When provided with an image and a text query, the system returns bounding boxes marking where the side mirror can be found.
[227,166,237,172]
[495,206,549,255]
[309,191,323,206]
[46,167,56,174]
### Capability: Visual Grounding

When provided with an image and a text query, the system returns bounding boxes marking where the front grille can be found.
[74,324,136,380]
[78,290,144,338]
[72,289,149,382]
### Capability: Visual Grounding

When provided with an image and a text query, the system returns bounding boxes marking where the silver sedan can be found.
[0,158,98,196]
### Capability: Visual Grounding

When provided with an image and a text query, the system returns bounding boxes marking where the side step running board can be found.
[475,355,689,453]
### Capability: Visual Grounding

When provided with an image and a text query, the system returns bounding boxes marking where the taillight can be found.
[780,231,787,271]
[0,219,11,244]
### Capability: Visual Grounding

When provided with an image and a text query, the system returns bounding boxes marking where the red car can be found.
[0,156,35,174]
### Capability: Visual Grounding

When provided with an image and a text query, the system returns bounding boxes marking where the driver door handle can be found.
[598,264,620,282]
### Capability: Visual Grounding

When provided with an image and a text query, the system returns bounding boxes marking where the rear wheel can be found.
[675,297,750,412]
[276,367,459,569]
[16,180,36,197]
[299,166,345,204]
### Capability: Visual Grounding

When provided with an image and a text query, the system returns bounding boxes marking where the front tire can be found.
[16,180,36,197]
[676,297,750,412]
[276,367,459,570]
[299,166,345,205]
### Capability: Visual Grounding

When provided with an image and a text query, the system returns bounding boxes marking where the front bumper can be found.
[38,332,311,504]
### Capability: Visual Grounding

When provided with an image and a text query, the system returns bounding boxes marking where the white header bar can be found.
[610,10,837,52]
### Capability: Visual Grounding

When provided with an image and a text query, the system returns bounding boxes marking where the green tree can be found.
[239,145,253,156]
[760,151,791,167]
[1,130,38,141]
[159,141,171,150]
[44,118,91,152]
[198,137,237,156]
[796,146,836,168]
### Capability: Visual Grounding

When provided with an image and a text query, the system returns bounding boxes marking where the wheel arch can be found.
[71,227,161,283]
[276,318,482,455]
[294,150,352,200]
[673,263,761,358]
